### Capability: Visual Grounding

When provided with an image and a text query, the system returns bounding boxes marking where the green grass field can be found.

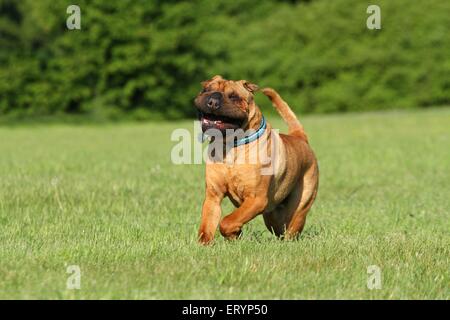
[0,108,449,299]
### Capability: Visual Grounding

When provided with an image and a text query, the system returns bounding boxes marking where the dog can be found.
[194,75,319,244]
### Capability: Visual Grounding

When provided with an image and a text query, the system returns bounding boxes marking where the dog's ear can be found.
[201,75,223,87]
[211,75,223,81]
[241,80,259,93]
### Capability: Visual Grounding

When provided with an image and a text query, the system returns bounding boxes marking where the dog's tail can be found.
[261,88,308,141]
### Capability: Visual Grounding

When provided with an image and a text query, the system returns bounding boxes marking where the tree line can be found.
[0,0,448,121]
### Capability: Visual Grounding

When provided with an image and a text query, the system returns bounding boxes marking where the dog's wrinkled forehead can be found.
[202,75,258,97]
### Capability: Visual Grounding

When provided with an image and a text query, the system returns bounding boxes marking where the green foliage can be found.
[0,0,449,120]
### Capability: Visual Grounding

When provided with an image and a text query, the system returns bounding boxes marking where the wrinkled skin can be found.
[194,75,319,245]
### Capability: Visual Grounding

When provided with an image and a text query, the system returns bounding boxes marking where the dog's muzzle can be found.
[206,92,222,110]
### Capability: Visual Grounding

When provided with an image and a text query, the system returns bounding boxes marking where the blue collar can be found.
[233,116,266,147]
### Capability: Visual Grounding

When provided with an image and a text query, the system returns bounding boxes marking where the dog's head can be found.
[194,75,259,134]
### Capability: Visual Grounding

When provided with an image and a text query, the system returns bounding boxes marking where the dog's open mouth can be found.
[199,112,242,133]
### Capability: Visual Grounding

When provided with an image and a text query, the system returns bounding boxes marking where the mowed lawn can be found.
[0,108,449,299]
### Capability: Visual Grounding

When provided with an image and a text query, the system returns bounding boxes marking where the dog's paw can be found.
[219,220,242,240]
[198,232,215,245]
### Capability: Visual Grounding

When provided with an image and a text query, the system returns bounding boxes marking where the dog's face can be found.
[194,75,258,134]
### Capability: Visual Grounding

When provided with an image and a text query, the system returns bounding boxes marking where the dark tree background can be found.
[0,0,449,121]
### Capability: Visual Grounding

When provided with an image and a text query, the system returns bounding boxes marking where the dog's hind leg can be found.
[263,182,303,237]
[263,209,291,238]
[284,162,319,240]
[263,162,319,239]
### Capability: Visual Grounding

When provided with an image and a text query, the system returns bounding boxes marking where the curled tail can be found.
[262,88,308,141]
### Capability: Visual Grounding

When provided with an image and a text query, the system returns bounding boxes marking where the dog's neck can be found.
[227,104,268,148]
[245,104,263,131]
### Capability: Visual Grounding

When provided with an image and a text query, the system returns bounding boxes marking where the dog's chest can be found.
[223,168,249,205]
[206,130,288,206]
[205,163,253,203]
[222,164,254,201]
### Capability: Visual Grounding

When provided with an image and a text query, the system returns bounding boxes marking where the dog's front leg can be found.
[198,189,223,245]
[219,197,268,240]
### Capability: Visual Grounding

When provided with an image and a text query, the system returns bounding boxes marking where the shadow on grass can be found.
[243,224,325,243]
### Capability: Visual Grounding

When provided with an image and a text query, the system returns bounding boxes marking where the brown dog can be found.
[194,75,319,244]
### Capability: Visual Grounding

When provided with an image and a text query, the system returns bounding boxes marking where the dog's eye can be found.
[201,88,208,94]
[228,93,240,101]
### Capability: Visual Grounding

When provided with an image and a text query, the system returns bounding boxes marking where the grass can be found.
[0,108,449,299]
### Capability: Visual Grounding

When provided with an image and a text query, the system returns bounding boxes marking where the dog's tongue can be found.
[201,117,225,132]
[200,114,241,135]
